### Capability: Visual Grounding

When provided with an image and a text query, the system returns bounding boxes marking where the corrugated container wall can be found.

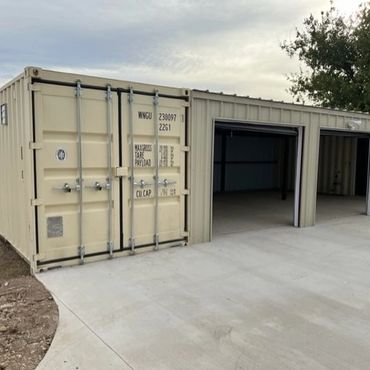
[0,73,33,262]
[189,90,370,244]
[317,135,357,195]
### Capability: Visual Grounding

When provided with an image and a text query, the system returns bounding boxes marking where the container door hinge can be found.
[31,198,43,206]
[29,142,43,150]
[114,167,128,177]
[181,189,190,195]
[181,231,189,237]
[181,146,190,152]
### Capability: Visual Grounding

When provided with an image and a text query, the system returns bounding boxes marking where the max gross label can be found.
[134,144,176,168]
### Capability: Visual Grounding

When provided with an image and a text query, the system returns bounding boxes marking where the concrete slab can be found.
[37,298,132,369]
[37,212,370,370]
[212,191,367,236]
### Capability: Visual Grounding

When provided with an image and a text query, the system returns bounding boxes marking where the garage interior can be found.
[316,131,370,223]
[212,122,300,236]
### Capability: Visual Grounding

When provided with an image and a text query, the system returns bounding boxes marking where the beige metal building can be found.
[190,90,370,243]
[1,67,369,271]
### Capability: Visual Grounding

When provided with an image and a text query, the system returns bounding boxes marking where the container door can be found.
[33,83,120,264]
[122,90,187,250]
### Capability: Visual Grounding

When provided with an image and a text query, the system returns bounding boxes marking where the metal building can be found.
[1,67,369,271]
[189,90,370,243]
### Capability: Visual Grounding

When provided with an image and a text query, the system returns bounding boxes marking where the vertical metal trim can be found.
[76,81,85,263]
[128,87,135,253]
[350,138,357,196]
[294,126,303,227]
[153,90,160,250]
[106,85,114,257]
[366,138,370,215]
[184,106,189,234]
[31,90,39,255]
[117,90,124,250]
[220,131,226,192]
[281,136,289,200]
[209,119,216,239]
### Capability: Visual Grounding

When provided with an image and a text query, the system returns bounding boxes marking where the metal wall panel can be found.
[189,90,370,244]
[213,134,282,192]
[225,163,278,191]
[317,136,357,195]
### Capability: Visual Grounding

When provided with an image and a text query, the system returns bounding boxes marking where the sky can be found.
[0,0,364,102]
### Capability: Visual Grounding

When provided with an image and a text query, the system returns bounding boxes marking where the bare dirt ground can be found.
[0,238,58,370]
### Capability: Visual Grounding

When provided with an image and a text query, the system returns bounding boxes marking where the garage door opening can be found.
[316,130,370,223]
[212,122,303,236]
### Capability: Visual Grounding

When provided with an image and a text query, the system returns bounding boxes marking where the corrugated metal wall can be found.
[213,133,281,192]
[0,74,33,261]
[189,91,370,244]
[317,136,357,195]
[283,137,297,192]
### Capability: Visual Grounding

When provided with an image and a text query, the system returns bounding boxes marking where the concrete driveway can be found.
[37,215,370,370]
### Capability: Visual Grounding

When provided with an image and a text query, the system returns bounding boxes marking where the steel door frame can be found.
[294,126,303,227]
[210,119,304,238]
[367,138,370,216]
[319,128,370,216]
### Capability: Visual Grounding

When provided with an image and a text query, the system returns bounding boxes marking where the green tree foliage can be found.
[281,2,370,111]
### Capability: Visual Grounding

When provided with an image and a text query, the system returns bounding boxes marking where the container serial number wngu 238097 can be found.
[159,113,176,121]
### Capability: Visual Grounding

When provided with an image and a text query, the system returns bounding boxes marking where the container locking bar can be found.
[132,179,154,188]
[158,179,176,187]
[85,181,111,191]
[153,90,160,251]
[128,87,136,253]
[106,85,114,258]
[76,81,85,264]
[54,181,81,193]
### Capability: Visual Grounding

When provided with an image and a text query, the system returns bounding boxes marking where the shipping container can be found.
[0,67,189,271]
[1,67,370,271]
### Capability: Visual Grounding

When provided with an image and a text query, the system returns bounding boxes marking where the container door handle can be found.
[158,179,176,187]
[131,179,153,188]
[85,181,111,191]
[54,182,81,193]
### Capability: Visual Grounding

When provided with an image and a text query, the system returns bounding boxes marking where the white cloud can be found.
[0,0,363,101]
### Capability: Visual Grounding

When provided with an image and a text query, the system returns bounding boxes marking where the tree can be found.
[281,2,370,111]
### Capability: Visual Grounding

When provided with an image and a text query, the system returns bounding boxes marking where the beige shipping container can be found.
[0,67,190,271]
